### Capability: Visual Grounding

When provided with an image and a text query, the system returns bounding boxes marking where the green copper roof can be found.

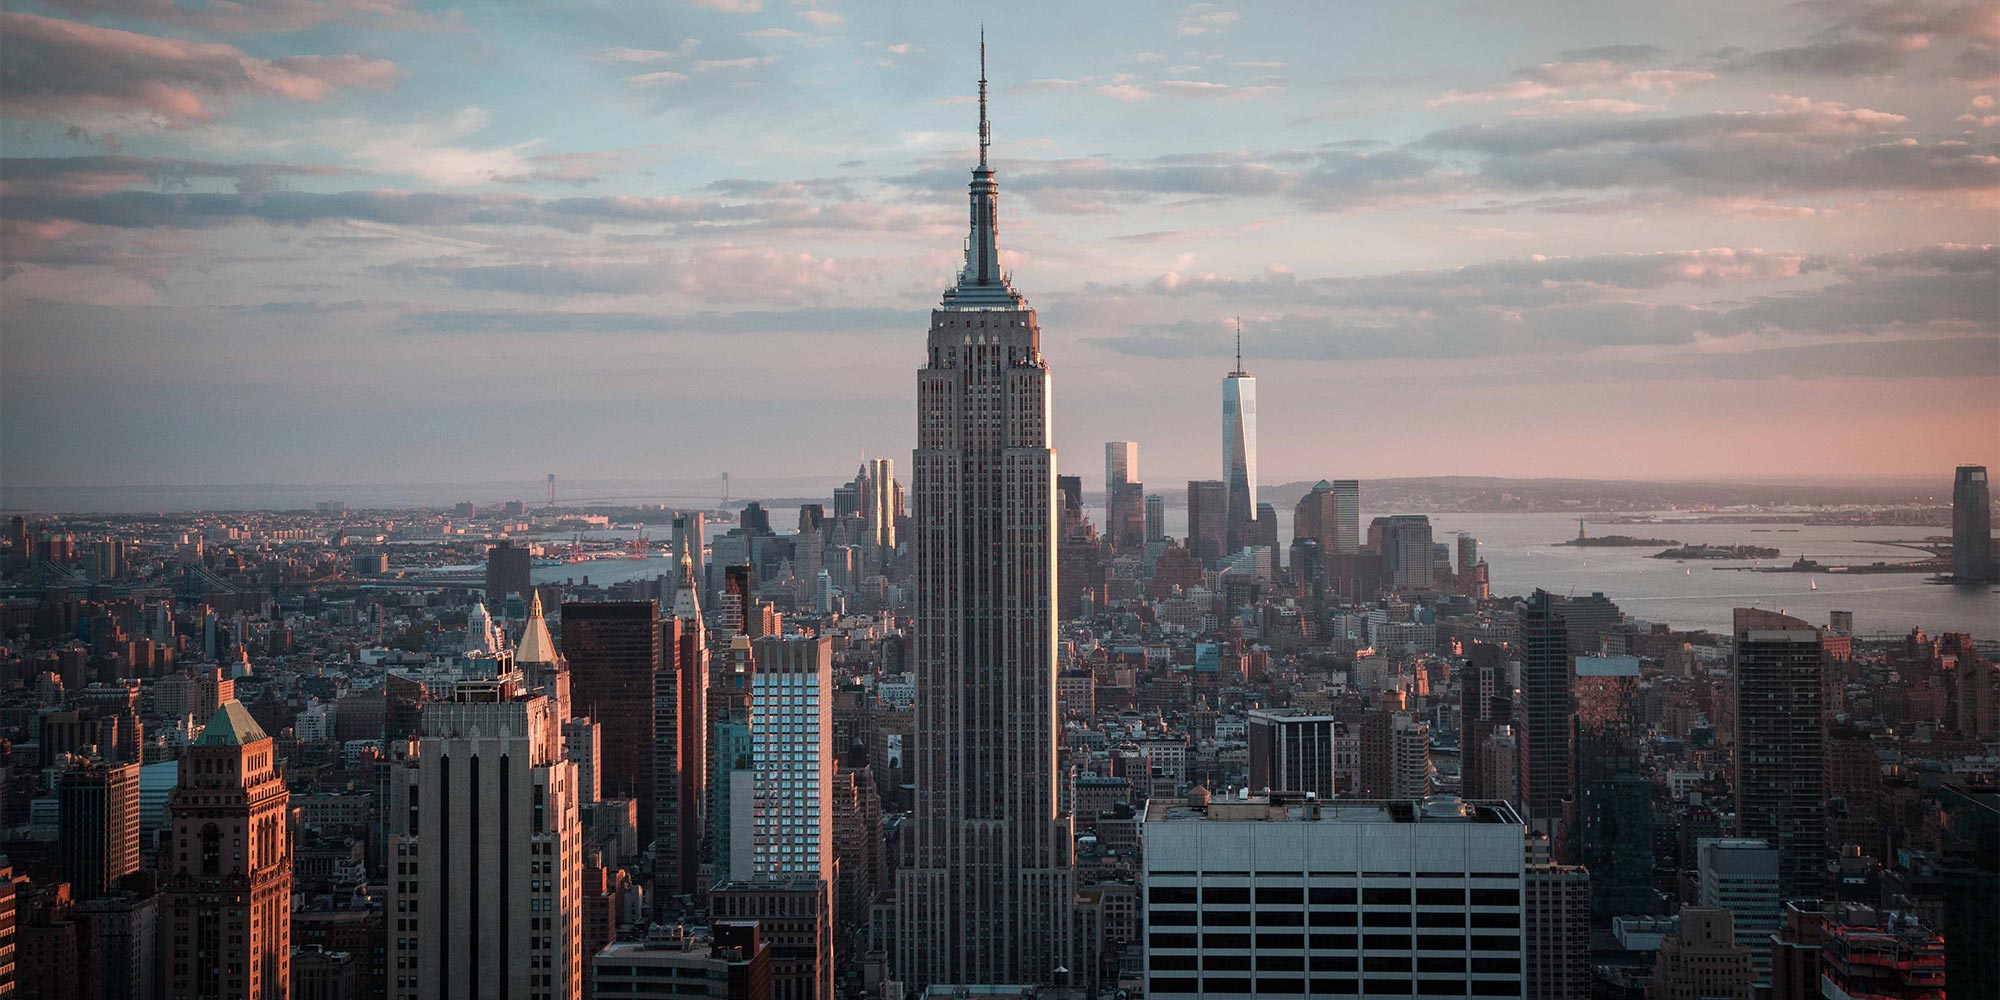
[195,700,268,747]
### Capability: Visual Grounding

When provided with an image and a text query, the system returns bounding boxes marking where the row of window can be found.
[1148,976,1520,997]
[1148,931,1521,953]
[1150,886,1519,907]
[1151,955,1521,975]
[1150,909,1519,929]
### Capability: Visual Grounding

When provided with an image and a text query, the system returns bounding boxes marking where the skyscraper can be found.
[1518,591,1575,839]
[1731,608,1828,900]
[665,557,709,899]
[562,601,662,844]
[1186,479,1228,567]
[162,701,292,1000]
[56,760,139,902]
[386,676,584,1000]
[1379,514,1435,591]
[1954,464,1994,581]
[1105,440,1137,537]
[485,540,532,606]
[1330,480,1361,555]
[1144,493,1166,544]
[897,40,1074,988]
[1222,325,1258,556]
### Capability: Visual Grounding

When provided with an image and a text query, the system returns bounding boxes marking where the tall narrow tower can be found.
[162,700,292,1000]
[896,34,1074,988]
[1223,319,1258,556]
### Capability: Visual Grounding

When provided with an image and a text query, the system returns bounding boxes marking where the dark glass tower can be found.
[1517,591,1575,835]
[1731,608,1828,900]
[896,38,1074,988]
[1954,464,1994,581]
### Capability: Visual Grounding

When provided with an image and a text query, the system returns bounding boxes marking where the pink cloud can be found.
[0,12,399,126]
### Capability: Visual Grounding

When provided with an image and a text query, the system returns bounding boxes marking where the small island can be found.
[1558,534,1679,547]
[1652,544,1782,560]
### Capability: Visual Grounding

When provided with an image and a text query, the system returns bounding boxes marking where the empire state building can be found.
[894,38,1075,989]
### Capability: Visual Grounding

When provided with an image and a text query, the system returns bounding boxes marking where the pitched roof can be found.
[515,591,559,664]
[195,699,268,747]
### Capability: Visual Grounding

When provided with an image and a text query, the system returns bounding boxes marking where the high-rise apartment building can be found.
[1142,793,1525,999]
[1731,608,1827,900]
[562,601,662,844]
[1517,591,1575,838]
[715,635,839,1000]
[1222,334,1258,556]
[56,761,139,901]
[1524,863,1590,1000]
[1954,464,1994,580]
[162,701,292,1000]
[896,46,1074,989]
[1697,838,1781,977]
[1186,480,1228,567]
[385,676,583,1000]
[749,636,832,881]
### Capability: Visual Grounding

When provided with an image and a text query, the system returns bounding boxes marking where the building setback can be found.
[895,43,1075,989]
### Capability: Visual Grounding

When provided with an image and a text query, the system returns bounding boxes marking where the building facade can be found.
[1142,794,1526,1000]
[162,701,292,1000]
[1731,609,1828,900]
[895,48,1075,988]
[385,677,584,1000]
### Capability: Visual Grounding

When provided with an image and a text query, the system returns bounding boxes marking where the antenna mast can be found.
[978,25,990,169]
[1234,315,1243,373]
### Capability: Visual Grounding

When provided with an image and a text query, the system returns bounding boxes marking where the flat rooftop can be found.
[1146,795,1521,825]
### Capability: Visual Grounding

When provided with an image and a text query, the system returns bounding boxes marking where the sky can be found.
[2,0,1997,496]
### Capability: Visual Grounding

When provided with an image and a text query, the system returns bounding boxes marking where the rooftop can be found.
[194,699,268,747]
[1146,793,1521,825]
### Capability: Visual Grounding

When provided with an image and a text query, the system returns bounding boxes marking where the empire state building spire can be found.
[943,26,1021,311]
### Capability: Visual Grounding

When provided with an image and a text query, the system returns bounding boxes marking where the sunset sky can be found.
[3,0,1997,493]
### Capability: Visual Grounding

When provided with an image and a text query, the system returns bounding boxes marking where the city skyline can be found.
[4,1,1997,488]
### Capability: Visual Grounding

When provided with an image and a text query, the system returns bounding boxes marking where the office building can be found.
[1389,714,1432,800]
[1698,838,1781,976]
[1110,482,1147,551]
[1106,441,1137,536]
[1378,515,1434,591]
[162,701,292,1000]
[385,676,583,1000]
[1731,609,1827,900]
[711,634,756,888]
[663,556,709,899]
[1142,793,1525,999]
[562,600,662,844]
[712,882,831,1000]
[592,923,772,1000]
[1934,785,1997,999]
[1647,907,1753,1000]
[1954,464,1994,580]
[1222,330,1258,556]
[486,540,532,606]
[56,761,140,901]
[896,48,1075,989]
[1524,864,1590,1000]
[1246,709,1345,799]
[1458,644,1511,804]
[1517,591,1575,842]
[1144,494,1166,544]
[514,591,567,719]
[1187,480,1228,567]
